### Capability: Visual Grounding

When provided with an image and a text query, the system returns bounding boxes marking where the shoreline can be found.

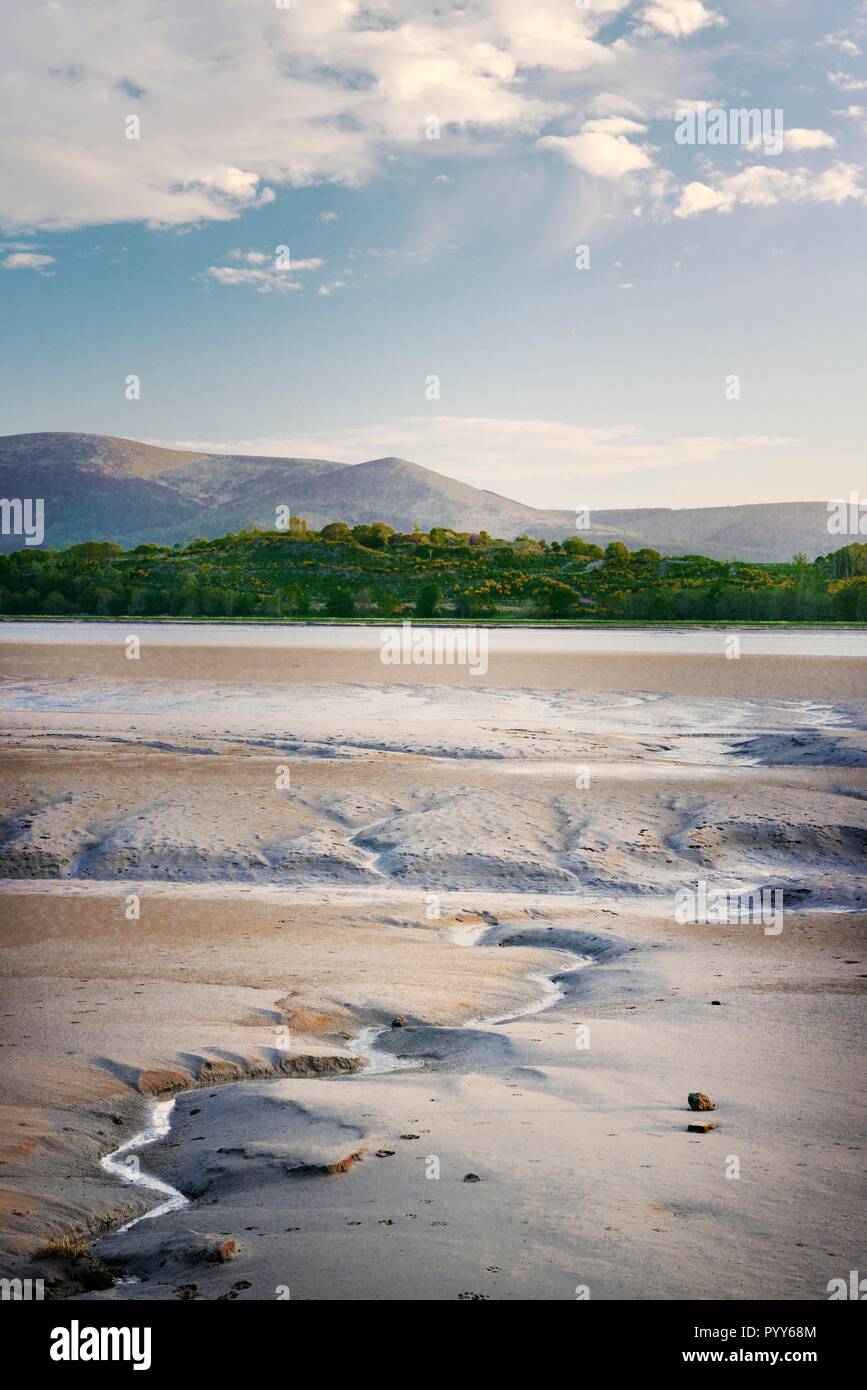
[3,616,867,630]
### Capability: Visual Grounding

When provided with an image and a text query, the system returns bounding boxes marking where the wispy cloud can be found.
[827,71,867,92]
[202,249,324,294]
[164,417,798,504]
[2,250,55,273]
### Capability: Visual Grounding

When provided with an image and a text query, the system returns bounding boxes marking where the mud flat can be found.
[0,630,865,1298]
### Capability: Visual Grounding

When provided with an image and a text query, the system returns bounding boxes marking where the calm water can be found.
[1,620,866,657]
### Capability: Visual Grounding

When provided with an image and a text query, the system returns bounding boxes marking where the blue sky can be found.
[1,0,865,510]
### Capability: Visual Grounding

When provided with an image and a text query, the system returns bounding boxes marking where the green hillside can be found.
[2,522,866,623]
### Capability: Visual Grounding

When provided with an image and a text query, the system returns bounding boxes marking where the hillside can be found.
[0,432,837,560]
[2,528,865,623]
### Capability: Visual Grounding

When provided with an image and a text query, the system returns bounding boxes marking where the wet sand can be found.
[0,634,865,1299]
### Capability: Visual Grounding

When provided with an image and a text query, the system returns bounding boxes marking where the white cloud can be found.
[2,250,55,272]
[637,1,726,40]
[783,128,836,151]
[675,161,867,217]
[820,33,862,57]
[827,72,867,92]
[539,118,654,181]
[0,0,628,232]
[587,92,647,119]
[1,0,859,242]
[203,249,325,294]
[674,181,732,217]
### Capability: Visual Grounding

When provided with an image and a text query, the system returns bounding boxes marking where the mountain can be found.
[0,431,836,561]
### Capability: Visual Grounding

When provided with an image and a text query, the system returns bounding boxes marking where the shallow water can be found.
[2,620,866,657]
[100,1098,189,1233]
[101,934,588,1235]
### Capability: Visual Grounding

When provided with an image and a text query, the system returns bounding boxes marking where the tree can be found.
[325,586,355,617]
[351,521,394,549]
[634,548,661,568]
[78,583,114,614]
[562,536,603,561]
[415,582,440,618]
[604,541,630,566]
[377,591,402,617]
[42,589,71,614]
[68,542,122,562]
[533,579,579,618]
[232,591,255,617]
[321,522,352,542]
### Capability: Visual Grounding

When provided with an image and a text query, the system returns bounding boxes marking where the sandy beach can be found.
[0,627,865,1300]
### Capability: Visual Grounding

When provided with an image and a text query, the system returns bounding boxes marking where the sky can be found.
[0,0,865,512]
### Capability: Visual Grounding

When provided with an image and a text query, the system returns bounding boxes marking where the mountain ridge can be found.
[0,432,835,561]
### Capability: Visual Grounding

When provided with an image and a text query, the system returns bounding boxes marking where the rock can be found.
[463,1172,481,1182]
[688,1092,716,1111]
[375,1149,395,1157]
[391,1016,405,1028]
[211,1239,236,1262]
[687,1121,717,1133]
[710,1000,722,1006]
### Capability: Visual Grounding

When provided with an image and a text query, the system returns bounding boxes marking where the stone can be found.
[687,1121,717,1133]
[391,1016,405,1027]
[463,1172,481,1182]
[212,1239,236,1262]
[688,1092,716,1111]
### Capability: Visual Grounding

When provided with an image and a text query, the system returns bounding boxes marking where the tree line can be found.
[1,524,865,622]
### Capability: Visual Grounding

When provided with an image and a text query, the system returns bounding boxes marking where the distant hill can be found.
[0,432,834,561]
